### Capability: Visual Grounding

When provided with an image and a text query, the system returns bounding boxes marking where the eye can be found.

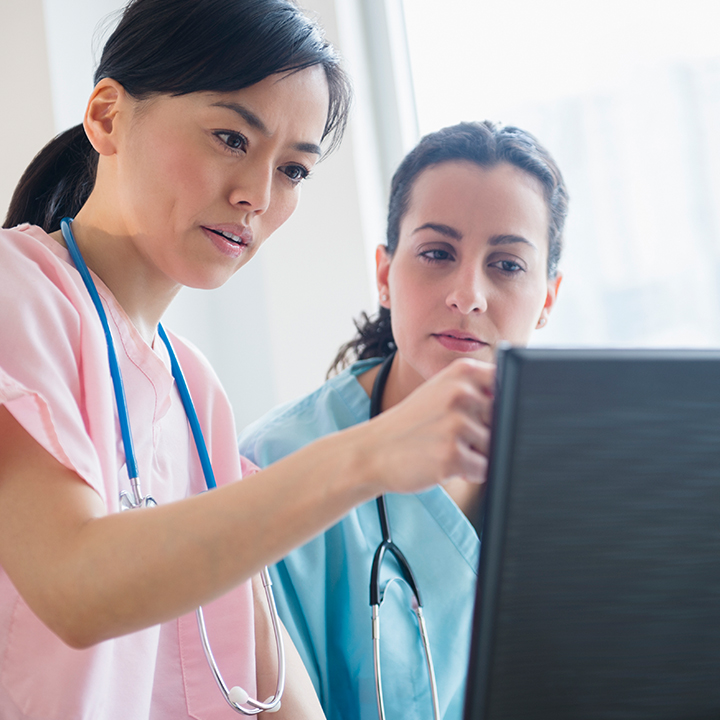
[281,164,311,185]
[419,248,454,263]
[490,259,525,274]
[214,131,248,154]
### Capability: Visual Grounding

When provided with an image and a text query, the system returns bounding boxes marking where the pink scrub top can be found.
[0,225,256,719]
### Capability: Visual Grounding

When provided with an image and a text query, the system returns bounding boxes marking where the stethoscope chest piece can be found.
[119,480,158,511]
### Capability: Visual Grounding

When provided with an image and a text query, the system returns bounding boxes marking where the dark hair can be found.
[330,120,569,374]
[4,0,351,232]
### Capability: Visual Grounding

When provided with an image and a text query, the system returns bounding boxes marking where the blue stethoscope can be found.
[60,218,285,715]
[369,352,440,720]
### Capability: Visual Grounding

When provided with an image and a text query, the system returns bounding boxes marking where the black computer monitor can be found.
[464,348,720,720]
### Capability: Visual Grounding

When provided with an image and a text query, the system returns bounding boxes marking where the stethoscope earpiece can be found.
[228,686,283,713]
[229,687,249,705]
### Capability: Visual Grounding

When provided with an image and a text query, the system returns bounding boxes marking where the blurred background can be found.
[2,0,720,430]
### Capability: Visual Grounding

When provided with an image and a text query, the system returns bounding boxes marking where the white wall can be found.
[0,0,397,431]
[0,0,55,220]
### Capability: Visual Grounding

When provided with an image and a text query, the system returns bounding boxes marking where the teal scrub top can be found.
[238,359,480,720]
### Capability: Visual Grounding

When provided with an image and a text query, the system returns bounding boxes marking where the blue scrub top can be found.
[238,360,480,720]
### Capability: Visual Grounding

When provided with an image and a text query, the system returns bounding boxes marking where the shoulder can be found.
[1,224,67,270]
[0,227,117,497]
[0,225,88,317]
[0,225,98,357]
[238,358,382,467]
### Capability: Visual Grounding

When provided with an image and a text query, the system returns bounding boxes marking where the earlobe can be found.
[376,245,392,309]
[536,272,562,329]
[83,78,126,156]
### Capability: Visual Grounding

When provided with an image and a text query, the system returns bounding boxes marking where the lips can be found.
[433,331,488,353]
[204,224,253,245]
[209,229,245,245]
[201,224,253,258]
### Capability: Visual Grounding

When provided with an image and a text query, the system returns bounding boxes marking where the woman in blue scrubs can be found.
[238,121,568,720]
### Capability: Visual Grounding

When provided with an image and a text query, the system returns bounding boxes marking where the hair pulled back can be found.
[4,0,351,232]
[330,120,569,374]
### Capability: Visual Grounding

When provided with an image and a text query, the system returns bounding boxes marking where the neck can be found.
[357,352,484,523]
[56,205,181,345]
[357,353,424,413]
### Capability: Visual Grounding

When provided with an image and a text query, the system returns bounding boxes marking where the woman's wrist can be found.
[291,427,384,514]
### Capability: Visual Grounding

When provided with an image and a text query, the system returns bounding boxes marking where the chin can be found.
[475,343,496,359]
[180,270,234,291]
[455,347,496,365]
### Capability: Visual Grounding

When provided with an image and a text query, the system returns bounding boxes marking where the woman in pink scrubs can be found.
[0,1,495,718]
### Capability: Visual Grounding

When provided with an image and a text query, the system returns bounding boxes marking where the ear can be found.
[82,78,128,156]
[536,272,562,329]
[376,244,391,309]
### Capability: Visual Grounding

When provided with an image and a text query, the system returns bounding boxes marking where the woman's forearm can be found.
[0,410,375,647]
[0,358,493,647]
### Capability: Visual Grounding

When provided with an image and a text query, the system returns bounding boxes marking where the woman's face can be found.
[378,160,560,392]
[101,66,329,291]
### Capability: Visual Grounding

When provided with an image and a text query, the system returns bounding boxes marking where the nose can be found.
[446,265,488,314]
[229,157,273,216]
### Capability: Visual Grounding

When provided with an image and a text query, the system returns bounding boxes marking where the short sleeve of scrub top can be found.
[0,225,256,720]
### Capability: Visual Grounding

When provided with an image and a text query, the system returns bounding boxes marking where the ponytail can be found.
[328,307,395,377]
[3,124,98,232]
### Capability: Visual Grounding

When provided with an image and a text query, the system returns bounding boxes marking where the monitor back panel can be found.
[465,349,720,720]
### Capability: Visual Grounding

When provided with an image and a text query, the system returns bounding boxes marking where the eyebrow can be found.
[412,223,462,240]
[489,234,538,251]
[413,224,537,251]
[211,101,323,156]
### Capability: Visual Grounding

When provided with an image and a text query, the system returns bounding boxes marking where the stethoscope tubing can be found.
[60,218,284,715]
[369,352,440,720]
[199,566,285,714]
[157,323,216,488]
[61,218,140,489]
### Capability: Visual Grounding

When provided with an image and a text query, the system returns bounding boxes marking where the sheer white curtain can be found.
[400,0,720,348]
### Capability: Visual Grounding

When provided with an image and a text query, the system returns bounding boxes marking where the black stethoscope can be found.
[369,352,440,720]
